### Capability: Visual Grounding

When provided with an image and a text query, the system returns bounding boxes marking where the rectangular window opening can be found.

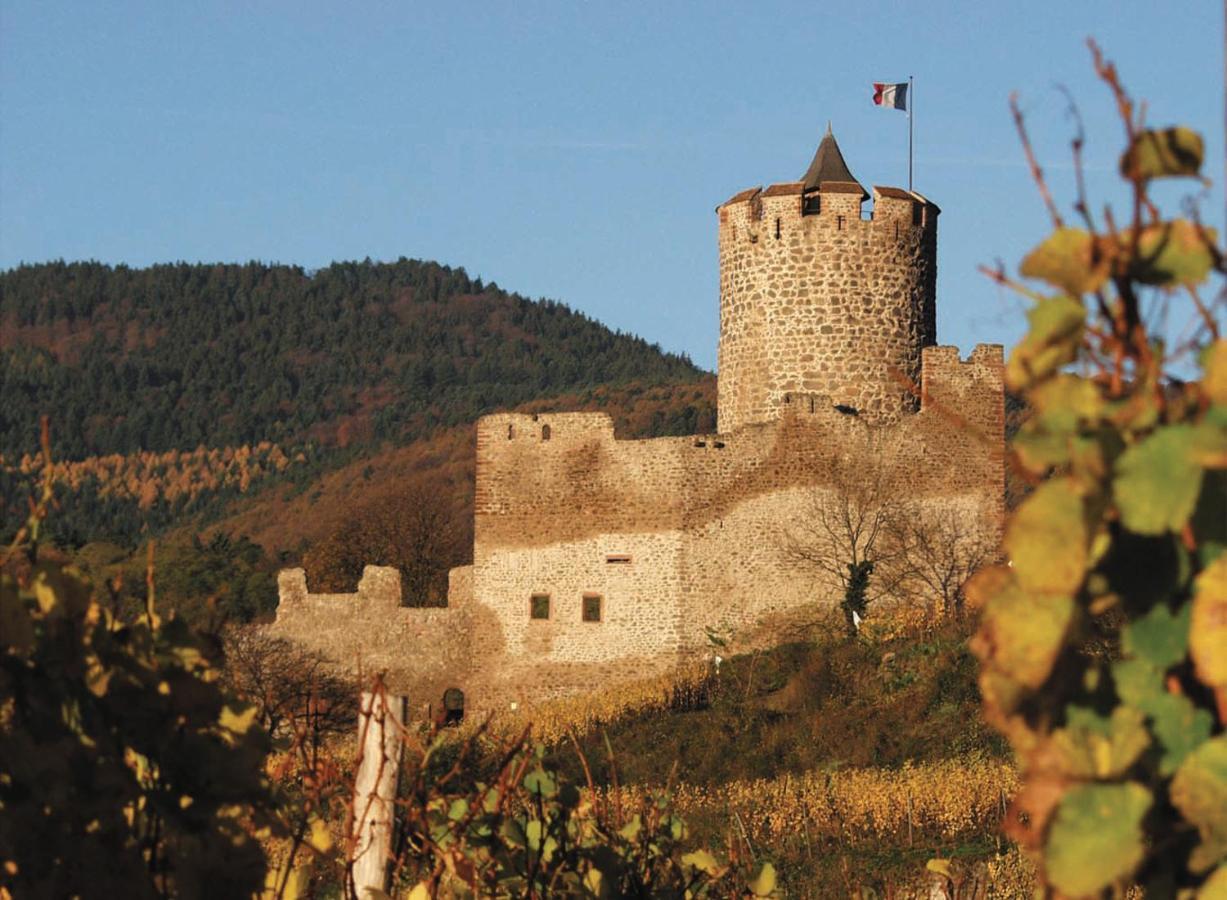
[582,594,603,623]
[605,554,632,565]
[530,593,550,620]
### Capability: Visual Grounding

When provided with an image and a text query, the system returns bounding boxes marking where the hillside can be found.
[0,258,703,459]
[1,258,715,621]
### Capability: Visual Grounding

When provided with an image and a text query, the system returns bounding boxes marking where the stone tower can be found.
[716,126,939,431]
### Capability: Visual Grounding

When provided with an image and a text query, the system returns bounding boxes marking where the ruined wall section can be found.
[717,184,938,432]
[269,565,483,704]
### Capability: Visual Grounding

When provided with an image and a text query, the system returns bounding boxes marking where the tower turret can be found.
[716,128,938,431]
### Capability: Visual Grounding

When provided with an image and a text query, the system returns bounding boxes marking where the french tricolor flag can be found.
[872,82,908,111]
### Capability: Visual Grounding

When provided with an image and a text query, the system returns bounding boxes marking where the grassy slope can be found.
[535,618,1013,896]
[551,619,1004,788]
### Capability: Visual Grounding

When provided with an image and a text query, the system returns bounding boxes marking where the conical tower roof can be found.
[801,124,868,198]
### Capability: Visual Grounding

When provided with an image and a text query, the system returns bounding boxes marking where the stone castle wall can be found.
[269,345,1005,712]
[717,185,938,432]
[270,564,489,710]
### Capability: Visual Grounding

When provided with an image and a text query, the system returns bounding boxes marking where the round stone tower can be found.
[716,126,938,431]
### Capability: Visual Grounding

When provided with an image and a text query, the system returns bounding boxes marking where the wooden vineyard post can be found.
[350,686,408,898]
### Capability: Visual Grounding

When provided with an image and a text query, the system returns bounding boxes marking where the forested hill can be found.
[0,259,704,459]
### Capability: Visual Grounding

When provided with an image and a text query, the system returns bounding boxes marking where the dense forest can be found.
[1,259,714,618]
[0,259,703,459]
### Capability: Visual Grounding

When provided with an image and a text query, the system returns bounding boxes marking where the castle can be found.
[270,128,1005,715]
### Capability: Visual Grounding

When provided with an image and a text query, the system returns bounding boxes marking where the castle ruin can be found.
[270,129,1005,715]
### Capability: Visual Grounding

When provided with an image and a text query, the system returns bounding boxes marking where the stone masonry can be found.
[269,129,1006,716]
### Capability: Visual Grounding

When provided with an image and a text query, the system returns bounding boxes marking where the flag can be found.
[872,82,908,111]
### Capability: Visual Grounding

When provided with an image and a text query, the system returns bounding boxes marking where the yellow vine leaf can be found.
[1190,555,1227,690]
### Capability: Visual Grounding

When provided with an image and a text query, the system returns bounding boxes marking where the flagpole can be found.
[908,75,914,191]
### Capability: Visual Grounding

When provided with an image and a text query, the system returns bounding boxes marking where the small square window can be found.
[582,594,602,623]
[530,594,550,620]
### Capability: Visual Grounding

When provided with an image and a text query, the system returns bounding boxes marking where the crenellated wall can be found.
[718,183,938,432]
[270,565,487,706]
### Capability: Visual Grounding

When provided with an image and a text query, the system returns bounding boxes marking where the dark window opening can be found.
[582,594,602,623]
[836,215,846,231]
[507,424,514,440]
[713,441,725,449]
[803,195,820,216]
[442,688,465,726]
[774,218,781,240]
[694,439,707,447]
[912,203,924,226]
[541,424,551,441]
[530,593,550,619]
[834,404,859,416]
[606,554,631,565]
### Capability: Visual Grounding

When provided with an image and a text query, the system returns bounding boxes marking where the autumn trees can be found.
[302,481,466,606]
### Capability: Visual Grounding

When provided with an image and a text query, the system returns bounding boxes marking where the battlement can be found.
[277,565,404,611]
[718,183,937,243]
[921,344,1005,384]
[477,411,616,448]
[920,343,1006,453]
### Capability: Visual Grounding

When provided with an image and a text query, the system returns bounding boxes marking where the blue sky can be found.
[1,1,1221,370]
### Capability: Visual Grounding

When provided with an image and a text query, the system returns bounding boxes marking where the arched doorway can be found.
[442,687,465,726]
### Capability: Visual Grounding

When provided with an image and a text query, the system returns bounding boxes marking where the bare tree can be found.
[223,626,359,743]
[891,504,999,618]
[780,456,906,637]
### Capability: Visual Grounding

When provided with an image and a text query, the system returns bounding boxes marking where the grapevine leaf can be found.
[1020,228,1112,295]
[583,868,603,894]
[1130,221,1217,287]
[523,768,558,798]
[1201,864,1227,898]
[1014,429,1072,474]
[619,815,642,841]
[1115,426,1204,534]
[1006,295,1086,390]
[1052,706,1149,778]
[1044,782,1151,897]
[749,862,777,896]
[307,816,333,853]
[974,574,1075,694]
[1205,340,1227,407]
[1190,556,1227,690]
[1030,375,1104,432]
[1120,126,1205,180]
[1006,478,1088,595]
[1144,692,1213,776]
[682,849,723,875]
[1113,657,1164,707]
[1122,601,1190,670]
[1171,736,1227,872]
[525,819,543,851]
[1193,419,1227,470]
[926,858,953,878]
